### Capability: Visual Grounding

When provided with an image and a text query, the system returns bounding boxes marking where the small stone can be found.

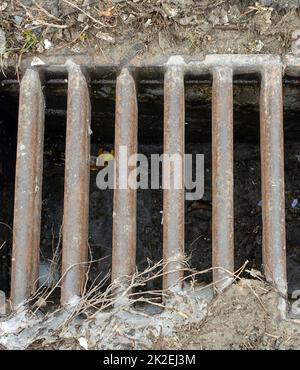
[144,19,152,28]
[120,13,128,22]
[14,15,23,26]
[162,3,178,18]
[254,40,264,52]
[220,9,229,25]
[0,2,8,11]
[78,13,86,23]
[124,14,135,24]
[36,42,44,54]
[208,14,220,27]
[44,39,52,50]
[178,15,198,26]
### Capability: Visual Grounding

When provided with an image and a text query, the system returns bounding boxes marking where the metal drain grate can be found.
[7,54,299,311]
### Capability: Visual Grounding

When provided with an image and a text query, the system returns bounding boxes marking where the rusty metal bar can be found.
[212,67,234,292]
[10,69,45,308]
[61,64,91,305]
[260,66,287,297]
[163,66,185,291]
[18,54,284,77]
[111,69,138,291]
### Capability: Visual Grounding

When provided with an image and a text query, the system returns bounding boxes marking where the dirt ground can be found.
[177,279,300,350]
[1,278,300,350]
[1,0,300,71]
[1,0,300,350]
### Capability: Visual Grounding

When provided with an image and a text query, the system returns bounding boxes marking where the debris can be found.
[292,30,300,56]
[95,32,115,44]
[246,268,264,279]
[0,29,5,54]
[296,154,300,162]
[0,2,7,11]
[78,337,89,350]
[158,31,170,50]
[0,291,6,316]
[30,57,46,67]
[178,15,198,26]
[208,13,220,27]
[99,7,114,18]
[44,39,52,50]
[160,210,164,225]
[291,198,298,208]
[161,3,178,18]
[14,15,23,26]
[254,39,264,52]
[265,8,273,24]
[77,13,87,23]
[124,14,136,24]
[36,42,44,54]
[144,19,152,28]
[35,297,47,309]
[120,13,128,22]
[220,9,229,25]
[257,200,262,207]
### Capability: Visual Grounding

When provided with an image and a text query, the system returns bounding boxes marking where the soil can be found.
[1,0,300,350]
[0,0,300,69]
[1,279,300,350]
[177,279,300,350]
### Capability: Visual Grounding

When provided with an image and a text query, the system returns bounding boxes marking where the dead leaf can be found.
[99,7,114,18]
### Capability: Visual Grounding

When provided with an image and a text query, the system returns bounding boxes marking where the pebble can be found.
[14,15,23,26]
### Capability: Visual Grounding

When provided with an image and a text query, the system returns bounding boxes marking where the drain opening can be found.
[1,68,300,310]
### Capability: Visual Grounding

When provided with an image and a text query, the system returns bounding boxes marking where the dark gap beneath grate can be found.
[233,83,262,279]
[136,80,163,294]
[0,76,300,302]
[283,80,300,297]
[0,91,17,296]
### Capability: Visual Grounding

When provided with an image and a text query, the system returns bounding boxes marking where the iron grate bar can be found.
[11,69,45,309]
[61,65,91,306]
[111,69,138,293]
[212,67,234,292]
[260,66,287,299]
[163,66,185,291]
